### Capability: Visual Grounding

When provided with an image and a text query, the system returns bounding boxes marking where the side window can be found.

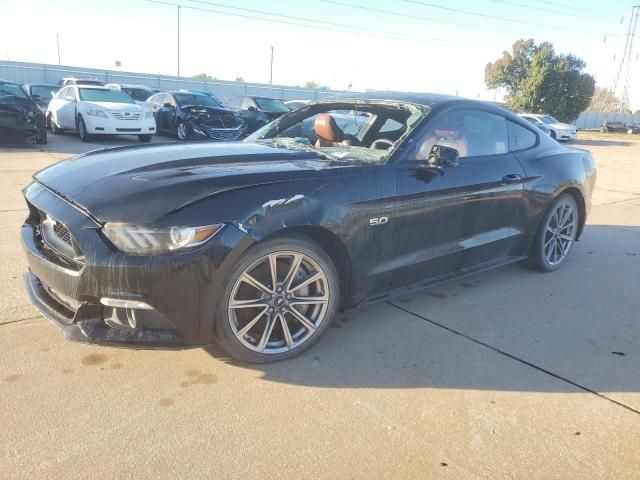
[508,121,537,151]
[148,94,160,104]
[379,118,403,133]
[65,88,76,101]
[56,87,68,98]
[416,109,508,160]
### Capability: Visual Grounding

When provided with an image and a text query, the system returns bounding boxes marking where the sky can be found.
[2,0,639,109]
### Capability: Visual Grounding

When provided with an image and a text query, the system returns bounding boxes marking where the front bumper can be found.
[555,129,577,141]
[21,181,252,347]
[83,114,156,136]
[189,122,245,141]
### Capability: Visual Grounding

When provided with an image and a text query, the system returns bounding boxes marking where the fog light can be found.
[100,297,152,310]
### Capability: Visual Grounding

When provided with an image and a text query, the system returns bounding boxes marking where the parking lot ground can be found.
[1,132,639,479]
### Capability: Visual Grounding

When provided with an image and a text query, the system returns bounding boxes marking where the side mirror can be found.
[247,106,257,111]
[31,94,42,101]
[427,145,459,168]
[162,103,174,109]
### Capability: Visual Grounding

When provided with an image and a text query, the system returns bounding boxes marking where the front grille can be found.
[116,128,142,132]
[111,112,141,120]
[206,127,243,140]
[53,222,72,246]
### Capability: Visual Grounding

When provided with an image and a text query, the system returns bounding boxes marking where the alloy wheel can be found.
[177,122,187,140]
[228,251,330,354]
[543,199,577,266]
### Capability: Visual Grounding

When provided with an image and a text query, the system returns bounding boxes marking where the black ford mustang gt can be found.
[21,92,596,363]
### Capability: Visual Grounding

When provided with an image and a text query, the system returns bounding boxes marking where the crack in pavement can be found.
[0,316,41,327]
[387,302,640,416]
[0,208,28,213]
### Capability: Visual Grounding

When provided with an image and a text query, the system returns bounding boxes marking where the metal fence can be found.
[573,111,640,129]
[0,60,345,102]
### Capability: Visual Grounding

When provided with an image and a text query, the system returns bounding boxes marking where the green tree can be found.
[485,39,595,122]
[235,76,245,82]
[304,80,319,89]
[192,73,213,79]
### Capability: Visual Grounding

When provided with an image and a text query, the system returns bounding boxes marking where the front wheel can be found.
[176,121,188,141]
[528,194,579,272]
[549,130,557,140]
[78,116,91,142]
[215,234,340,363]
[138,134,153,143]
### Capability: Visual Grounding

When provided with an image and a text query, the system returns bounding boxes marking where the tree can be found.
[634,110,640,115]
[587,87,631,113]
[192,73,213,79]
[304,80,319,89]
[235,76,245,82]
[485,39,595,122]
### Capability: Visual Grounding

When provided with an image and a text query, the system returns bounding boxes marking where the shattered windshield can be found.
[250,101,428,165]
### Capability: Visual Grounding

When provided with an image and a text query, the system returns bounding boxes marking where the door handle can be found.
[501,174,523,185]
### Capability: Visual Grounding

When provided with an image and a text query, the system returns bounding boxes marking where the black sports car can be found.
[601,121,640,134]
[147,91,245,141]
[225,95,290,134]
[22,83,60,114]
[0,79,47,144]
[21,92,596,363]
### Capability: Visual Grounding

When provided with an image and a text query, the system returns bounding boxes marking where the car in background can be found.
[601,121,640,134]
[185,89,224,106]
[105,83,155,106]
[520,114,576,141]
[518,114,552,136]
[57,78,106,87]
[47,85,155,142]
[22,83,60,114]
[147,90,244,141]
[0,79,47,144]
[225,95,290,133]
[285,99,312,110]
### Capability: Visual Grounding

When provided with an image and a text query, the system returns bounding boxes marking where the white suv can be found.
[47,85,156,142]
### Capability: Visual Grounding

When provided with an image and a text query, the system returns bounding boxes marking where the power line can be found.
[172,0,496,48]
[400,0,580,31]
[321,0,523,35]
[530,0,606,15]
[490,0,577,16]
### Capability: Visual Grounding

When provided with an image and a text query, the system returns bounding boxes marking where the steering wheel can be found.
[370,139,395,150]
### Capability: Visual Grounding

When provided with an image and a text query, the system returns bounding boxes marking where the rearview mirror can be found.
[427,145,459,168]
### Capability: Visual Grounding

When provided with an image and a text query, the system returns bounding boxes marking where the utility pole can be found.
[177,5,181,77]
[56,33,61,65]
[612,5,639,112]
[269,46,274,84]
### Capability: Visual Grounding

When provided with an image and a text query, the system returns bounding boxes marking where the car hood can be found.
[182,105,240,125]
[33,142,355,223]
[0,95,39,115]
[81,101,142,112]
[551,122,575,130]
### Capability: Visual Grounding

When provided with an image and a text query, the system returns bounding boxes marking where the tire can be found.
[549,130,557,140]
[528,193,579,272]
[78,116,91,142]
[49,115,64,135]
[35,118,48,144]
[176,121,188,141]
[215,234,340,363]
[138,134,153,143]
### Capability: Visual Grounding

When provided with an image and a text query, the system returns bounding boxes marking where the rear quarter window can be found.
[508,121,537,151]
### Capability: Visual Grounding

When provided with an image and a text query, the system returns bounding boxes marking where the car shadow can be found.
[571,138,634,147]
[201,224,640,401]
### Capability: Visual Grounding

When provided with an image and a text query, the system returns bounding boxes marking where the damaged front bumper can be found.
[21,181,251,348]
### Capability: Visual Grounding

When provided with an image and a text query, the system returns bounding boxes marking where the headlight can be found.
[145,111,154,118]
[102,223,223,254]
[86,108,108,118]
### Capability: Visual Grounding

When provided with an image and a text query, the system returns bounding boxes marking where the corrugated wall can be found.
[0,60,345,101]
[573,111,640,129]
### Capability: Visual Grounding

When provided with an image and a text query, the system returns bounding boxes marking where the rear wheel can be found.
[78,116,91,142]
[215,234,340,363]
[528,194,579,272]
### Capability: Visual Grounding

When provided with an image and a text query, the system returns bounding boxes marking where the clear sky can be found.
[2,0,638,109]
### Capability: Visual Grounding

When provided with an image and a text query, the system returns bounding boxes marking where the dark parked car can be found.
[22,83,60,113]
[0,79,47,144]
[225,95,289,133]
[21,92,596,362]
[147,91,245,141]
[601,121,640,134]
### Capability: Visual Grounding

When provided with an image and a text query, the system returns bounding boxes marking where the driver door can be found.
[389,108,526,287]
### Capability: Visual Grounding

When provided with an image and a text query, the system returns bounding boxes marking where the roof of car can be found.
[23,83,59,87]
[0,79,19,85]
[326,91,460,107]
